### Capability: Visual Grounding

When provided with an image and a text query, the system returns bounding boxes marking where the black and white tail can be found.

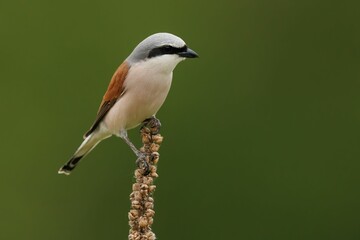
[58,133,106,175]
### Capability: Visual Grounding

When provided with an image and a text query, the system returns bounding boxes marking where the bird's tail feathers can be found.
[58,132,105,175]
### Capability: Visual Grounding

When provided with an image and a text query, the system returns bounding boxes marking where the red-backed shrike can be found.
[58,32,198,175]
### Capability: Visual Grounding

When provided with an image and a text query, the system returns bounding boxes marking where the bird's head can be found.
[126,33,198,71]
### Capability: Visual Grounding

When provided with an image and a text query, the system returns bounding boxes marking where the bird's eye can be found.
[148,45,177,58]
[163,45,173,52]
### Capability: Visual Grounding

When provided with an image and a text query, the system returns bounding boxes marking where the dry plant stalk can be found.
[128,119,163,240]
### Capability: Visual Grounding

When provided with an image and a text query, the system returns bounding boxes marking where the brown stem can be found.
[128,119,163,240]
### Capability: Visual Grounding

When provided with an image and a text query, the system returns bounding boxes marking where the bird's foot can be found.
[136,151,151,175]
[141,116,161,135]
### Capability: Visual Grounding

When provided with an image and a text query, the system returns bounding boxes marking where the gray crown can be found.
[126,33,186,64]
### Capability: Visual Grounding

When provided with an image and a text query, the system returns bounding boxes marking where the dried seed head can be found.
[152,135,163,144]
[150,152,159,164]
[128,220,137,230]
[128,210,139,220]
[151,152,159,157]
[149,185,156,192]
[150,165,157,172]
[133,191,142,201]
[145,201,154,209]
[140,190,148,196]
[139,217,148,228]
[129,192,135,199]
[148,217,154,225]
[141,133,151,144]
[140,184,149,190]
[145,231,156,240]
[129,119,162,239]
[129,231,141,240]
[132,183,141,191]
[141,126,150,133]
[135,169,143,178]
[150,172,158,178]
[140,187,149,195]
[143,177,154,185]
[145,209,155,217]
[131,200,141,209]
[149,143,160,152]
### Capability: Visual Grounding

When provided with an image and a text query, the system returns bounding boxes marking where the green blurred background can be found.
[1,0,360,239]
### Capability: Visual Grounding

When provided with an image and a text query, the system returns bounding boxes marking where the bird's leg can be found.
[120,130,150,173]
[141,116,161,134]
[120,130,141,156]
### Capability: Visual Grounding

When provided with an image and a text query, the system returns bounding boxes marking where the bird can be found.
[58,32,198,175]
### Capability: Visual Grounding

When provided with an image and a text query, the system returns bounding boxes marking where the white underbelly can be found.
[103,65,173,135]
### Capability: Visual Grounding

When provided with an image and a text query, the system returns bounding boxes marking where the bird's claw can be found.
[141,117,161,135]
[136,153,151,175]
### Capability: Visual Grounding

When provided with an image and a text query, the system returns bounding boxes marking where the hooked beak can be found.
[178,48,199,58]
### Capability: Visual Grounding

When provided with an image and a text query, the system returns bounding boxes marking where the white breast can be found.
[103,55,184,135]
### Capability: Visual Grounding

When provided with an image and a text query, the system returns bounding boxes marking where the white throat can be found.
[135,55,185,75]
